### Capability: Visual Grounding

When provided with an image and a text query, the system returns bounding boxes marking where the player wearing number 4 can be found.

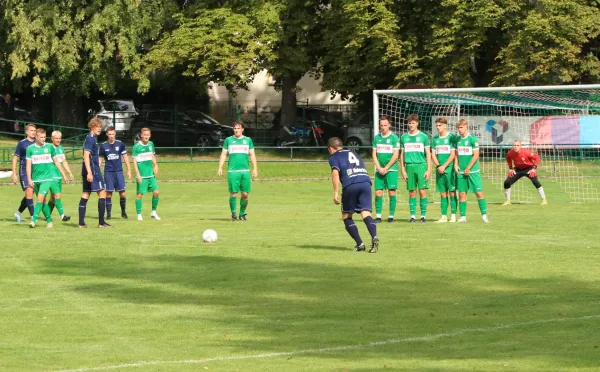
[372,116,400,223]
[431,118,458,223]
[328,137,378,253]
[454,119,489,223]
[503,140,547,206]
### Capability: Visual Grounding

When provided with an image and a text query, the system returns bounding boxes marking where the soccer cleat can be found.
[354,243,366,252]
[78,224,90,229]
[29,221,36,228]
[47,222,53,229]
[435,216,448,223]
[61,214,71,222]
[450,214,457,223]
[420,217,426,223]
[482,215,490,223]
[14,212,22,223]
[231,214,238,222]
[239,214,247,221]
[369,237,379,254]
[98,223,114,228]
[457,216,467,223]
[150,211,161,220]
[502,200,512,206]
[387,217,394,223]
[137,214,143,221]
[540,199,548,205]
[409,217,416,223]
[121,212,128,219]
[374,217,382,224]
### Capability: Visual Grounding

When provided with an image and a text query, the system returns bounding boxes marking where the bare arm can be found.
[152,154,159,176]
[26,159,32,185]
[122,154,132,179]
[331,169,341,204]
[385,150,399,170]
[464,149,480,176]
[12,155,18,184]
[132,157,141,182]
[424,147,432,181]
[400,150,407,181]
[53,158,68,183]
[372,148,381,169]
[217,149,228,176]
[249,149,258,178]
[61,157,75,180]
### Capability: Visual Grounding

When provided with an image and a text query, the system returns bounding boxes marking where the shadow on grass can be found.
[294,244,350,251]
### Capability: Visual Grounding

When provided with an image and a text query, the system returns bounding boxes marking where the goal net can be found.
[373,85,600,203]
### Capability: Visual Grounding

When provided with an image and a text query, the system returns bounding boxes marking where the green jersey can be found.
[132,141,156,178]
[431,133,456,166]
[373,132,400,171]
[455,133,480,173]
[223,135,254,172]
[52,144,66,180]
[400,131,429,164]
[26,143,57,183]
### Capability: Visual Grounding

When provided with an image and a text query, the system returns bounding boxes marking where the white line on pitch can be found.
[52,314,600,372]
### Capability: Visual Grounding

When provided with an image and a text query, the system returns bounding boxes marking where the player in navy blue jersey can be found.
[99,126,132,219]
[327,137,379,253]
[79,118,112,228]
[11,123,37,222]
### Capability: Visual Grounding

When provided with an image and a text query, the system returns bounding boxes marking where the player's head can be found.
[327,137,343,154]
[435,117,447,134]
[407,114,419,132]
[51,130,62,146]
[140,127,151,143]
[106,126,116,142]
[25,123,36,139]
[457,119,468,136]
[512,139,522,153]
[88,117,103,135]
[232,121,244,137]
[35,128,46,145]
[379,116,391,135]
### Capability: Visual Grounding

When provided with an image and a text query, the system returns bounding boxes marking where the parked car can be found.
[343,112,374,148]
[272,107,345,146]
[88,99,138,138]
[131,109,232,148]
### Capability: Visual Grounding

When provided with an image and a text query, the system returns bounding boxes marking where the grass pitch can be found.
[1,163,600,371]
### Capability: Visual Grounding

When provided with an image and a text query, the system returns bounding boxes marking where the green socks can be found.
[420,197,428,217]
[229,196,237,215]
[375,196,383,216]
[409,197,417,216]
[136,199,142,214]
[441,196,448,216]
[478,198,487,215]
[32,202,43,223]
[240,198,248,216]
[152,196,159,211]
[450,194,457,214]
[459,201,467,217]
[389,195,397,217]
[55,199,65,216]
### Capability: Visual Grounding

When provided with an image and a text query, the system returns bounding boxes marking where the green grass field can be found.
[1,163,600,371]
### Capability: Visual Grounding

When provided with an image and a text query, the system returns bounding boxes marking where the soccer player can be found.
[503,140,547,205]
[431,117,458,222]
[454,119,489,223]
[400,114,431,223]
[25,128,69,228]
[99,126,132,219]
[79,118,112,228]
[48,130,75,221]
[217,121,258,221]
[11,123,36,222]
[328,137,378,253]
[132,127,160,221]
[372,116,400,223]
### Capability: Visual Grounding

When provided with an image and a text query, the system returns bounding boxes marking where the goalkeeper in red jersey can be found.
[503,140,547,206]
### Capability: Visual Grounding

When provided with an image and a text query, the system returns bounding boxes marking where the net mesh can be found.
[376,87,600,203]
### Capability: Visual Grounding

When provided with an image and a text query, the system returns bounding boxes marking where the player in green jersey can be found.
[217,121,258,221]
[132,128,160,221]
[48,130,75,221]
[25,128,69,228]
[431,118,458,223]
[453,119,489,223]
[372,116,400,223]
[400,114,431,223]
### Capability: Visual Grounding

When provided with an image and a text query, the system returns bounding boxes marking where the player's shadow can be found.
[198,217,235,221]
[295,244,349,251]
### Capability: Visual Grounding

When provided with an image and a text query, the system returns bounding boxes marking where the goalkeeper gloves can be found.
[508,169,516,178]
[527,168,537,178]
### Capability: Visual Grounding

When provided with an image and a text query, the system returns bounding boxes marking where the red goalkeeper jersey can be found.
[506,148,540,169]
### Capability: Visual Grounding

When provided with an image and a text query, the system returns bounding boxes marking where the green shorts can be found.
[136,177,159,195]
[435,169,456,193]
[34,181,59,196]
[228,171,251,193]
[52,179,63,193]
[457,172,484,193]
[405,163,429,191]
[374,171,398,190]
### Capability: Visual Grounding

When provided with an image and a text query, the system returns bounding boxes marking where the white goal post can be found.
[373,85,600,203]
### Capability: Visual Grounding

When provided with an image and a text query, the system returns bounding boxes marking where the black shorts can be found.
[341,182,372,214]
[82,173,105,193]
[104,171,126,192]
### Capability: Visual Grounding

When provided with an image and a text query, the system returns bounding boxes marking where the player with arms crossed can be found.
[328,137,379,253]
[11,123,36,222]
[48,130,75,221]
[400,114,431,223]
[431,118,458,222]
[99,126,132,219]
[132,128,160,221]
[454,119,489,223]
[372,116,400,223]
[218,121,258,221]
[503,140,547,206]
[26,128,69,228]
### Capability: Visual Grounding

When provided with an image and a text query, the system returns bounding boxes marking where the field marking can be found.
[52,314,600,372]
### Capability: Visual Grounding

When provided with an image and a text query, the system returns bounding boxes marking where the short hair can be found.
[36,128,46,135]
[379,115,390,123]
[407,114,419,122]
[105,126,116,133]
[513,139,521,144]
[51,130,62,138]
[232,120,244,129]
[457,119,468,127]
[435,117,448,124]
[25,123,36,130]
[140,127,151,134]
[327,137,343,149]
[88,117,103,129]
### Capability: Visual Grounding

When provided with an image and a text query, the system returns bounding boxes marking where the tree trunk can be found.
[279,75,300,130]
[52,89,84,129]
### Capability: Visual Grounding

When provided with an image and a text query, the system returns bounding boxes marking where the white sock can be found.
[388,215,394,219]
[504,188,511,201]
[538,187,546,200]
[376,214,382,218]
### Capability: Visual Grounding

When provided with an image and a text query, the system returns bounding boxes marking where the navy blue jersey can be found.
[328,149,371,189]
[82,133,101,176]
[13,138,35,174]
[99,140,126,172]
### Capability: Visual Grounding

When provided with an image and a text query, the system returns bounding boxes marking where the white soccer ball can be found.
[202,229,218,243]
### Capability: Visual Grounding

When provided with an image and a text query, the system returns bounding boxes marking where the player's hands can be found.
[401,169,407,181]
[454,166,459,174]
[154,165,159,176]
[464,168,470,176]
[333,192,340,205]
[12,173,17,184]
[27,178,33,186]
[217,168,223,177]
[507,169,516,178]
[68,172,75,181]
[437,165,446,174]
[424,169,431,181]
[136,174,142,182]
[126,170,131,180]
[527,168,537,178]
[377,166,387,176]
[252,169,258,178]
[63,175,70,184]
[86,173,93,182]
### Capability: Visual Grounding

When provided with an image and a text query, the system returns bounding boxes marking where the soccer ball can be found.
[202,229,218,243]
